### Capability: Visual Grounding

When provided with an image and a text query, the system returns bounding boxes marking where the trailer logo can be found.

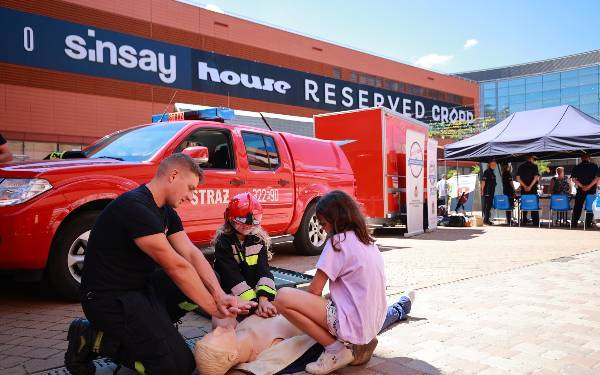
[408,141,424,178]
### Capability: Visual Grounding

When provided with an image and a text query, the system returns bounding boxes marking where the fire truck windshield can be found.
[84,122,187,162]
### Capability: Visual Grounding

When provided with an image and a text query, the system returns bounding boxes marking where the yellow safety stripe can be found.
[134,361,146,374]
[256,285,277,296]
[239,289,257,301]
[245,254,259,266]
[178,301,199,312]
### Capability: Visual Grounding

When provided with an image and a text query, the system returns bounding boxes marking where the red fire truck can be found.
[315,107,430,228]
[0,108,354,300]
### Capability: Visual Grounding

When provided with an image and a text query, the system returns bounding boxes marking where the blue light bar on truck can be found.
[151,107,235,123]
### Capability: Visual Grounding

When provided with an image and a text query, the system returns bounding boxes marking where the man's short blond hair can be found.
[195,339,239,375]
[157,153,204,182]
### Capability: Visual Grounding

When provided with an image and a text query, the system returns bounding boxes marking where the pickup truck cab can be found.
[0,108,355,300]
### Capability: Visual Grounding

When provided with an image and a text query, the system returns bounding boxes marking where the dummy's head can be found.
[195,326,239,375]
[155,153,203,208]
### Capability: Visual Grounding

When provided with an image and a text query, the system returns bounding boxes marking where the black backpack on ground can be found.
[447,215,466,227]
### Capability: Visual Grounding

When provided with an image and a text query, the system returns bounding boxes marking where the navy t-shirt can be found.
[571,161,599,186]
[81,185,184,292]
[517,161,540,192]
[481,168,496,196]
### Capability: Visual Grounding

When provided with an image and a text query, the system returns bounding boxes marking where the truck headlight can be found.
[0,178,53,206]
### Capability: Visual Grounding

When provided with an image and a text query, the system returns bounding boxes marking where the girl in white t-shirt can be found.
[274,190,387,374]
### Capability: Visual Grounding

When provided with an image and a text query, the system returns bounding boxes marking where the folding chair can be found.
[548,194,571,229]
[519,194,541,228]
[583,194,599,230]
[492,195,513,225]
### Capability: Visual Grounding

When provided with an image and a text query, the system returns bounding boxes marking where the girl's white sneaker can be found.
[305,347,354,374]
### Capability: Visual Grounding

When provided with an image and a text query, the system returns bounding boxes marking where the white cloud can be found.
[205,3,225,13]
[463,39,479,50]
[413,54,454,69]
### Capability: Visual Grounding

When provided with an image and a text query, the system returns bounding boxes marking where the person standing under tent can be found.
[480,160,497,225]
[502,163,516,225]
[436,174,448,207]
[571,153,599,228]
[516,155,540,226]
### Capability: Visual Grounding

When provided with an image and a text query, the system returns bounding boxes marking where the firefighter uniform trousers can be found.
[82,270,196,375]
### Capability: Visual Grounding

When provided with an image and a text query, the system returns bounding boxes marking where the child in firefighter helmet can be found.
[212,192,277,328]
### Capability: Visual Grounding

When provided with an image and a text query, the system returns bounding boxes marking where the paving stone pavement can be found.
[0,226,599,374]
[369,249,600,374]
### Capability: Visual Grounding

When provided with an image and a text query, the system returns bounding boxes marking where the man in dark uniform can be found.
[0,132,13,163]
[502,163,517,225]
[571,153,599,228]
[480,160,497,225]
[516,155,540,226]
[64,153,255,375]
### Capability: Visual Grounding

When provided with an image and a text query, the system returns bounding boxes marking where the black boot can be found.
[65,319,121,374]
[65,318,96,375]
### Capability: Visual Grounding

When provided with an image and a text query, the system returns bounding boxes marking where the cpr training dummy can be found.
[195,313,311,375]
[195,295,415,375]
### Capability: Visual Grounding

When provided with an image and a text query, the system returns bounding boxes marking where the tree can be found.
[471,165,480,174]
[446,169,458,179]
[535,160,550,174]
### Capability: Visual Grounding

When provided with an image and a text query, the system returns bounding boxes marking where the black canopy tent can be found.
[444,105,600,162]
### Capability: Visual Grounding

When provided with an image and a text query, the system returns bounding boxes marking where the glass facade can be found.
[480,65,600,125]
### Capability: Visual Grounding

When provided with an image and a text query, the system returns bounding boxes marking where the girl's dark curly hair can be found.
[316,190,374,251]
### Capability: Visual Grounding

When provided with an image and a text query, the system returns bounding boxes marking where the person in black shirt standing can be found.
[480,160,497,225]
[516,155,540,226]
[0,133,13,163]
[571,153,599,228]
[502,163,516,225]
[65,154,255,375]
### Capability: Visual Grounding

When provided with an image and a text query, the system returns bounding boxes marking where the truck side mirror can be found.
[182,146,209,165]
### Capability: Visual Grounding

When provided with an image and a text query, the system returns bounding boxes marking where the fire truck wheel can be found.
[293,202,327,256]
[47,210,99,301]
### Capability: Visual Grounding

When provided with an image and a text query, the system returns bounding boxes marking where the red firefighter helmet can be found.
[225,192,263,226]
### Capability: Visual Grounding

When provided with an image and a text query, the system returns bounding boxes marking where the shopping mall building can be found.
[0,0,478,159]
[456,50,600,172]
[457,50,600,125]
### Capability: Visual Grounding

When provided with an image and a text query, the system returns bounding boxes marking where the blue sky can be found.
[180,0,599,74]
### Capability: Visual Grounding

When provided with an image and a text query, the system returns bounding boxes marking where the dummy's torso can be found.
[236,315,303,362]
